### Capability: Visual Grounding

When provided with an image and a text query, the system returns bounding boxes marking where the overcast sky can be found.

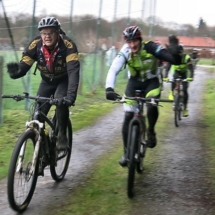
[1,0,214,27]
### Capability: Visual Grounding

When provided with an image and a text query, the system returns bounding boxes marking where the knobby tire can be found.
[50,118,73,182]
[136,123,146,174]
[127,125,139,198]
[7,129,39,212]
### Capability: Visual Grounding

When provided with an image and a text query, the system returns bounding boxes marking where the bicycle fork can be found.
[17,120,44,175]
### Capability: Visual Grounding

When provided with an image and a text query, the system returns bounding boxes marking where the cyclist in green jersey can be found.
[163,44,194,117]
[105,26,183,167]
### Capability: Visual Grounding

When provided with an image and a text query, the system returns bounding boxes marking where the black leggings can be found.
[36,78,69,135]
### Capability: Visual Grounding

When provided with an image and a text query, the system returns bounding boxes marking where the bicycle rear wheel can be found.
[174,95,180,127]
[50,118,72,182]
[7,129,39,212]
[127,125,138,198]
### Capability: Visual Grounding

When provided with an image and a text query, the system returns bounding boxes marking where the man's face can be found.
[40,27,58,48]
[127,39,141,53]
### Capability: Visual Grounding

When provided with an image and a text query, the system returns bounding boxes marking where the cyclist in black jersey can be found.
[6,16,80,151]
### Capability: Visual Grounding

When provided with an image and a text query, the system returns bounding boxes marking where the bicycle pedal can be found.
[140,146,146,156]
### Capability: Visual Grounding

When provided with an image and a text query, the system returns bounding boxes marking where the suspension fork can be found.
[16,142,27,173]
[29,135,42,175]
[27,120,44,175]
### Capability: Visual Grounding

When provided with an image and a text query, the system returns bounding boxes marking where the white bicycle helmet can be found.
[123,26,142,41]
[38,16,61,31]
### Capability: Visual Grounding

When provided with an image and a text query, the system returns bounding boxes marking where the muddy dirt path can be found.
[0,68,215,215]
[133,68,215,215]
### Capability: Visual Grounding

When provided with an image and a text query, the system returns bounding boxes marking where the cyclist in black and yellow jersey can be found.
[163,44,194,117]
[6,16,80,151]
[105,26,183,166]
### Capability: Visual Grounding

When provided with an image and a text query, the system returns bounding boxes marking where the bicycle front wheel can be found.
[50,118,73,182]
[127,125,139,198]
[7,129,39,212]
[178,97,184,121]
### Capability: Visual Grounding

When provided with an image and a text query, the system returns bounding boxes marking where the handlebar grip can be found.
[2,95,13,98]
[49,99,59,105]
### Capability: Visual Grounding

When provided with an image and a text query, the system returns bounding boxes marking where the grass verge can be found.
[198,58,215,65]
[202,78,215,187]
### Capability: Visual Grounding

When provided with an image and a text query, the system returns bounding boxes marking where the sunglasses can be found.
[40,31,57,37]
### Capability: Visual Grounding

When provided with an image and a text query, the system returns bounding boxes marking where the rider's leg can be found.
[119,110,134,167]
[145,78,161,148]
[54,78,69,150]
[146,103,158,148]
[168,82,175,101]
[36,80,56,123]
[147,104,158,132]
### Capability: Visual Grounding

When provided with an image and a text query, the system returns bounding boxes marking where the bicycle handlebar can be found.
[164,78,191,83]
[2,92,60,105]
[114,95,173,104]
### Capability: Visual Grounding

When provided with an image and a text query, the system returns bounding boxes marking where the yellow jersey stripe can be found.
[66,53,79,62]
[22,56,35,66]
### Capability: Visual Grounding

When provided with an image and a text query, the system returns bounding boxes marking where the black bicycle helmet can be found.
[38,16,61,31]
[123,26,142,41]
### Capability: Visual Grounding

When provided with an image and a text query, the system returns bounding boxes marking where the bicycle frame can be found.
[18,110,57,176]
[168,77,188,127]
[174,79,184,98]
[3,93,73,212]
[126,97,146,163]
[2,93,59,176]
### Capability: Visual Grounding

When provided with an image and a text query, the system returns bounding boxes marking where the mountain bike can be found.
[116,90,172,198]
[168,77,189,127]
[2,92,72,212]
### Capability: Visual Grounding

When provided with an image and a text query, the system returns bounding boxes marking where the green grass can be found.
[202,79,215,186]
[198,58,215,65]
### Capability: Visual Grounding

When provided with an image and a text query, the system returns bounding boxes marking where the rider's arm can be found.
[105,44,129,89]
[7,37,38,79]
[65,37,80,103]
[187,57,194,78]
[144,41,181,65]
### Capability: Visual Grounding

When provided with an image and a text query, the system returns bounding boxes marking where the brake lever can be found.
[113,98,126,104]
[14,95,23,101]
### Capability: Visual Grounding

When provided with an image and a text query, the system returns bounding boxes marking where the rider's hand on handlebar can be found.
[105,87,120,101]
[186,77,193,82]
[163,77,169,82]
[58,96,74,107]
